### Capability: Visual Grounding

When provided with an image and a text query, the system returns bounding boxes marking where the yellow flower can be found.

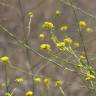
[34,76,41,84]
[0,56,9,63]
[26,91,33,96]
[80,55,85,59]
[86,27,93,33]
[28,12,34,17]
[73,42,80,48]
[56,42,65,49]
[56,10,61,15]
[40,44,51,50]
[85,73,95,80]
[87,66,93,71]
[15,78,24,83]
[44,77,50,86]
[60,25,68,31]
[77,64,83,69]
[79,20,86,29]
[39,34,45,40]
[4,92,11,96]
[42,21,54,30]
[55,80,63,87]
[63,37,72,44]
[0,82,5,88]
[50,35,58,43]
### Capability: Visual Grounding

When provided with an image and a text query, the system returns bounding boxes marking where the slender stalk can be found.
[59,87,65,96]
[10,88,16,96]
[17,0,26,40]
[17,0,35,93]
[69,0,90,66]
[4,63,9,93]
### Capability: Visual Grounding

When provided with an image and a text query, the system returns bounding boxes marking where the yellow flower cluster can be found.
[0,56,9,63]
[26,91,33,96]
[33,76,64,88]
[42,21,54,30]
[51,35,58,43]
[34,76,51,86]
[60,25,68,31]
[28,12,34,17]
[56,42,65,49]
[85,73,95,80]
[40,44,51,50]
[44,77,50,86]
[63,37,72,45]
[39,34,45,40]
[34,76,41,84]
[73,42,80,48]
[15,78,24,83]
[80,55,85,59]
[77,64,83,70]
[86,27,93,33]
[56,10,61,15]
[4,92,11,96]
[79,20,86,29]
[55,80,63,87]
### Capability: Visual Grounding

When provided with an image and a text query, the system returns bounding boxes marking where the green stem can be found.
[4,64,9,93]
[59,87,65,96]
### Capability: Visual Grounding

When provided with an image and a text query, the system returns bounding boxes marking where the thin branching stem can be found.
[58,0,96,20]
[59,87,65,96]
[0,24,76,72]
[4,64,9,93]
[69,0,90,66]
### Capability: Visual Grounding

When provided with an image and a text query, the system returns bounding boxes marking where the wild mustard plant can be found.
[1,1,96,96]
